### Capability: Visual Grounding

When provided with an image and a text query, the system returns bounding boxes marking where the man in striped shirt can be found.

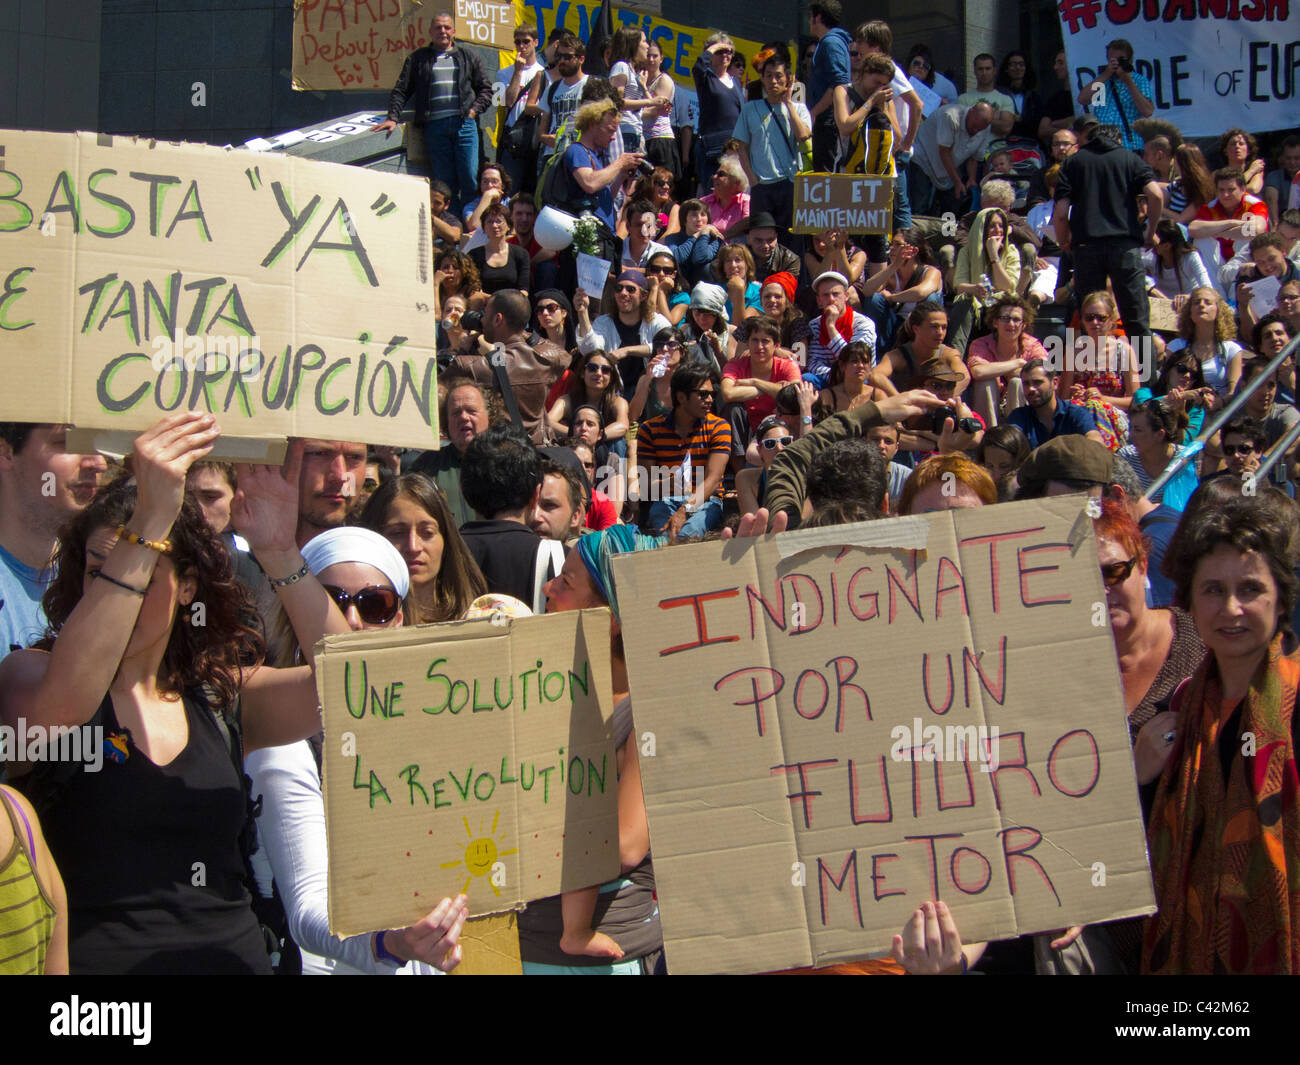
[804,271,875,388]
[634,363,732,539]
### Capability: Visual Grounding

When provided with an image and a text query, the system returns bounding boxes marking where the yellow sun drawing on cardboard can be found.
[440,810,518,895]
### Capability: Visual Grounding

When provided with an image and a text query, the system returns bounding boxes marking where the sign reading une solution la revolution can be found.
[614,497,1155,975]
[1059,0,1297,137]
[317,610,619,933]
[0,131,438,453]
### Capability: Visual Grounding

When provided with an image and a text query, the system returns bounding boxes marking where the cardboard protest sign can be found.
[614,497,1155,975]
[0,131,438,456]
[455,0,515,50]
[293,0,432,92]
[792,173,893,235]
[315,610,620,934]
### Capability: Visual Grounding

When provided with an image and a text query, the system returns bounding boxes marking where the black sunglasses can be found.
[322,584,402,625]
[1099,558,1139,588]
[1222,443,1259,456]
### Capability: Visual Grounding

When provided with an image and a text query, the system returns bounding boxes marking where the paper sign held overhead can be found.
[576,253,613,300]
[792,173,893,235]
[613,497,1155,975]
[0,130,438,454]
[316,610,619,935]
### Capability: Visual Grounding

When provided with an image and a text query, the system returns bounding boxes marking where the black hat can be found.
[749,211,779,231]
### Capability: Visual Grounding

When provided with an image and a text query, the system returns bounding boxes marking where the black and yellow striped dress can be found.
[839,86,896,177]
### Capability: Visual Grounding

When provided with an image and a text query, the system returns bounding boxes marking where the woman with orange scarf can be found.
[1142,485,1300,974]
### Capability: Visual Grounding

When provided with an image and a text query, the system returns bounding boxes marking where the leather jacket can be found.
[386,44,493,125]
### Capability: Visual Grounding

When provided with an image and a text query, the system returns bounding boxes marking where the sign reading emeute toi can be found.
[613,497,1155,975]
[316,610,619,934]
[0,130,438,452]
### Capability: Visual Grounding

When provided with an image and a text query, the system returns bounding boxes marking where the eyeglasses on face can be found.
[555,51,577,60]
[1222,442,1260,457]
[996,315,1025,325]
[690,388,716,399]
[617,284,642,295]
[761,435,793,450]
[322,584,402,624]
[1099,558,1138,587]
[1171,363,1196,375]
[646,264,676,275]
[656,340,683,351]
[585,363,612,376]
[1083,313,1110,324]
[536,302,562,314]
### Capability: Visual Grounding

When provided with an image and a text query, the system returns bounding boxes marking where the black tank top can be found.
[31,690,269,974]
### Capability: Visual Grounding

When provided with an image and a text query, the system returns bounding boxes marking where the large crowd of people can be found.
[1,3,1298,977]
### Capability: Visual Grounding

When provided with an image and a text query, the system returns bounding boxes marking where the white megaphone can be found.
[535,205,578,251]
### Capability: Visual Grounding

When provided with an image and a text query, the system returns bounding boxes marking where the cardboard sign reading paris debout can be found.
[0,130,437,457]
[293,0,431,92]
[315,610,619,934]
[792,173,893,235]
[612,497,1155,975]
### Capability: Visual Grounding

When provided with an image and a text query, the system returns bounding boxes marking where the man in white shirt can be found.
[908,101,994,216]
[534,32,589,166]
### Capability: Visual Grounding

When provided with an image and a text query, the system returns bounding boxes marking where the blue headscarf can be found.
[575,525,663,621]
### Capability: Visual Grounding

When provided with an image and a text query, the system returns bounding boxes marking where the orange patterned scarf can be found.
[1143,637,1300,973]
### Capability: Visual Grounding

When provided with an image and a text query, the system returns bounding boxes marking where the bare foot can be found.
[560,929,625,959]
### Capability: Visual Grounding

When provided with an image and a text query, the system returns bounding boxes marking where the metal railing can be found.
[1142,331,1300,501]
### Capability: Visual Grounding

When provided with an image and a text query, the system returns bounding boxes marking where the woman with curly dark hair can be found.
[548,350,630,446]
[0,415,463,973]
[435,248,486,312]
[1218,127,1264,196]
[1142,486,1300,973]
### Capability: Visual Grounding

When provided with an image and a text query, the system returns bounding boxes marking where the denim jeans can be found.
[648,496,723,537]
[893,152,913,229]
[424,116,479,216]
[907,160,936,217]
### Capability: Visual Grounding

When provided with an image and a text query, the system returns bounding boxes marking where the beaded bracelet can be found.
[116,525,173,555]
[268,561,310,589]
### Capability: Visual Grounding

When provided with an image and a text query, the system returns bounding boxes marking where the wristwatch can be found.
[800,415,813,425]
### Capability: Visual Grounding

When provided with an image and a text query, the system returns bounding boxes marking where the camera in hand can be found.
[636,158,656,176]
[930,406,981,435]
[459,310,484,333]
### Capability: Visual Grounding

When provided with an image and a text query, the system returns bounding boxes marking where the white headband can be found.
[300,527,410,600]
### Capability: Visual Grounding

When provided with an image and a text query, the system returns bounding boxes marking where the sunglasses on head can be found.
[761,435,793,450]
[1100,558,1138,588]
[322,584,402,625]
